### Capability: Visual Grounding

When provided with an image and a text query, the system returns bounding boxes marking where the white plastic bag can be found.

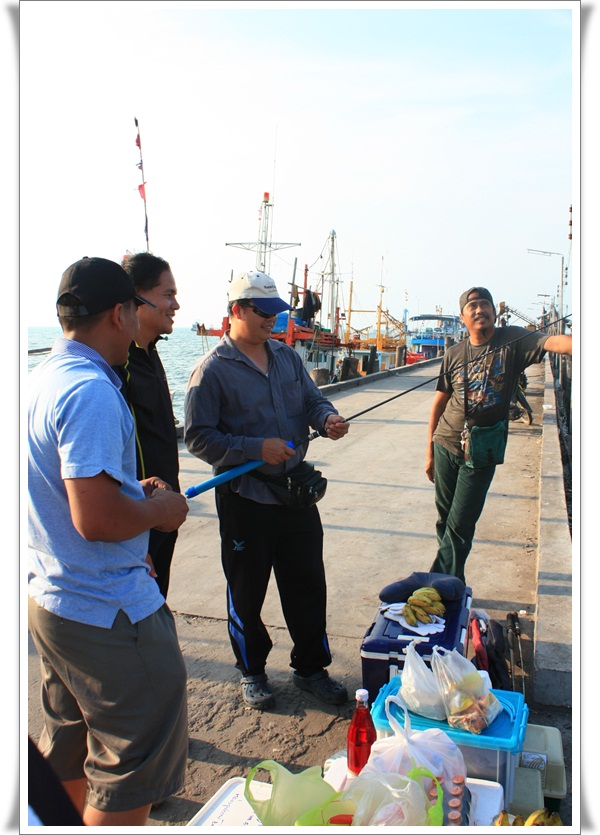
[342,768,429,826]
[399,641,447,721]
[431,646,503,734]
[366,695,466,789]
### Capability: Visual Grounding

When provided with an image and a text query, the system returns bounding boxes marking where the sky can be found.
[16,0,581,335]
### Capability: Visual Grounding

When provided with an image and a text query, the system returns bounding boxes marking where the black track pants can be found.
[215,491,332,677]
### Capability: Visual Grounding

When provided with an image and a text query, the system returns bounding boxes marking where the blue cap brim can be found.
[249,297,292,314]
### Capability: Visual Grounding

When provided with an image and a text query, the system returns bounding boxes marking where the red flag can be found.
[138,183,146,200]
[136,133,141,148]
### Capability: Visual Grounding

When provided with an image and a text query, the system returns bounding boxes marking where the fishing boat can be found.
[196,192,407,384]
[406,313,466,360]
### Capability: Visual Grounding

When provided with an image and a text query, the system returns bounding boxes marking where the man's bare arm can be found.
[65,472,188,542]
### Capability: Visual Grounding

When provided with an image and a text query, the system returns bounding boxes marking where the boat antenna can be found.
[134,117,150,251]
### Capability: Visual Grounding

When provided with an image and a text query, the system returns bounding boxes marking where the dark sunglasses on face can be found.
[241,302,276,319]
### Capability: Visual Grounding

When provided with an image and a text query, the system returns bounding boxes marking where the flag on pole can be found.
[138,183,147,200]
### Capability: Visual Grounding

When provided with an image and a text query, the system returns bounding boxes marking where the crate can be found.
[371,676,528,804]
[519,723,567,812]
[360,587,472,705]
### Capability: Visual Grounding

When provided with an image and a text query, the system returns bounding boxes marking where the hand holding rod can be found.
[184,441,295,499]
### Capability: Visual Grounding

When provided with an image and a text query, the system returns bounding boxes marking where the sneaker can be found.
[240,673,275,709]
[292,670,348,705]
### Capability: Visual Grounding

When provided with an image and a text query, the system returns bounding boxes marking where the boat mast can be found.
[329,231,337,337]
[345,280,354,343]
[226,192,300,274]
[376,283,385,351]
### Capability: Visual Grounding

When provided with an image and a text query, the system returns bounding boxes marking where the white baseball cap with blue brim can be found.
[228,271,292,315]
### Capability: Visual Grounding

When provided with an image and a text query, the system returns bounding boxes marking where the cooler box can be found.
[361,586,472,706]
[371,676,528,804]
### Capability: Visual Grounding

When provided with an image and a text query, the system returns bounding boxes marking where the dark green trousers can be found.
[429,442,496,582]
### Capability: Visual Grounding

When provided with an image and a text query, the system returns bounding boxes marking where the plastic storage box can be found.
[360,587,472,706]
[371,676,528,804]
[186,777,267,826]
[519,723,567,812]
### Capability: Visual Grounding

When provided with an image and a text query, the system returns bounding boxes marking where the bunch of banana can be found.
[492,808,563,826]
[524,808,562,826]
[402,586,446,626]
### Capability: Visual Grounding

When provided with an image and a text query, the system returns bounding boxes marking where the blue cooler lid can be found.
[372,676,528,754]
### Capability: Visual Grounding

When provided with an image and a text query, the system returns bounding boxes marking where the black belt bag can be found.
[251,461,327,509]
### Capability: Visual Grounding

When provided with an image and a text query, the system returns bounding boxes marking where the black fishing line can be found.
[299,315,572,445]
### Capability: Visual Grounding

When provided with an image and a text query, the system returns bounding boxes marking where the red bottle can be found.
[347,688,377,777]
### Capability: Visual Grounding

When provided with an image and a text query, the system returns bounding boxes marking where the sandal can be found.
[292,670,348,705]
[240,673,275,709]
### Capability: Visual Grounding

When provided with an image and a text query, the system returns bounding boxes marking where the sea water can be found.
[27,326,218,424]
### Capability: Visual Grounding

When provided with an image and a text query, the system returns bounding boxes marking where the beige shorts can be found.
[28,599,188,812]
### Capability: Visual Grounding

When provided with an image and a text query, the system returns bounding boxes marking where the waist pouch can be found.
[251,461,327,508]
[463,421,508,469]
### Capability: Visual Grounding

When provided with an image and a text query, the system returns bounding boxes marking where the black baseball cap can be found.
[459,287,495,312]
[56,257,156,316]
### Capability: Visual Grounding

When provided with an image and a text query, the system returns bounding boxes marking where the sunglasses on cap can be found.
[239,302,276,319]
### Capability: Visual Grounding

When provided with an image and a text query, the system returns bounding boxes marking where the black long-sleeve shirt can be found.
[114,339,180,492]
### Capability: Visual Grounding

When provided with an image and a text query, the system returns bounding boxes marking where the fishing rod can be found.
[185,442,297,499]
[508,611,526,696]
[184,315,572,499]
[307,313,573,430]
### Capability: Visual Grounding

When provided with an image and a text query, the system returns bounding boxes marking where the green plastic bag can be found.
[244,759,337,826]
[407,766,444,827]
[294,792,356,826]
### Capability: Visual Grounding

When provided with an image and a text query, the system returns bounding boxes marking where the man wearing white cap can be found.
[184,271,349,710]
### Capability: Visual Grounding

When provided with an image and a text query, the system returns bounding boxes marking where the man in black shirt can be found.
[115,252,181,597]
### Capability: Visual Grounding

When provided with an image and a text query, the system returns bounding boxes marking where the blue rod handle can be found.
[185,441,295,499]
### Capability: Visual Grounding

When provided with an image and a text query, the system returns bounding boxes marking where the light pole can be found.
[527,249,565,333]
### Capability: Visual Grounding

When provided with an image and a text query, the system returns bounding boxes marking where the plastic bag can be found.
[431,645,503,733]
[399,641,447,721]
[294,792,356,826]
[341,768,429,826]
[366,695,466,789]
[244,759,336,826]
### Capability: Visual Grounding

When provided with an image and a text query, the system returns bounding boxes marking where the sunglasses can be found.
[241,302,276,319]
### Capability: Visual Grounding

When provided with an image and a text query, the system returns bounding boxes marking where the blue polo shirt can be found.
[28,338,164,627]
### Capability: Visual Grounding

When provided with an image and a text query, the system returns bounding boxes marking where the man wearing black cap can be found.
[425,286,571,582]
[184,271,349,710]
[28,257,190,825]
